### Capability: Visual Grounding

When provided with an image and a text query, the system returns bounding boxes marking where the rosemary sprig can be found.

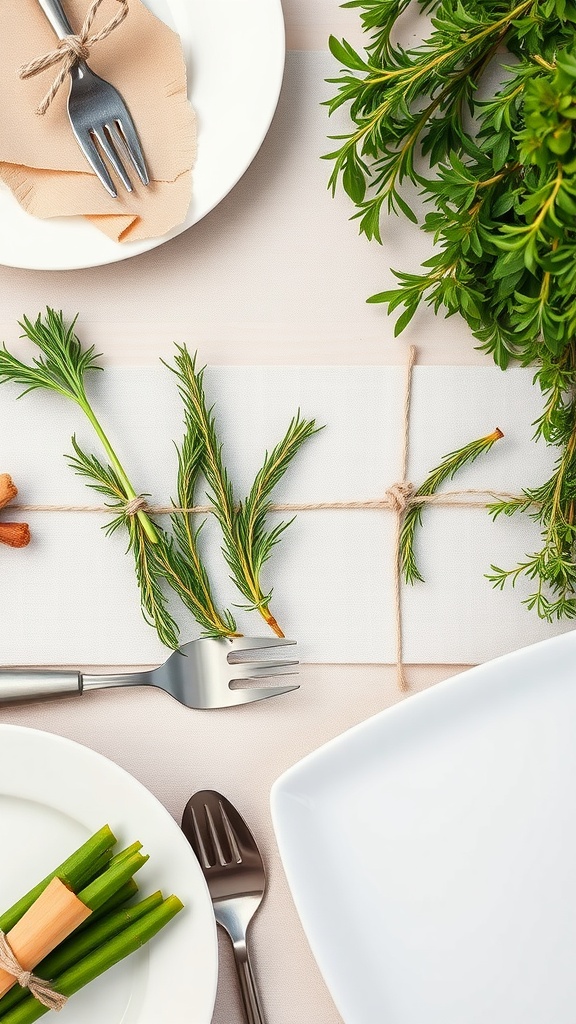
[0,311,318,645]
[162,406,238,637]
[0,311,237,644]
[66,440,182,647]
[401,428,504,584]
[327,0,576,621]
[169,347,320,636]
[69,430,238,642]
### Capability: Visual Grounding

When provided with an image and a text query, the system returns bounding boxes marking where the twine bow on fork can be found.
[19,0,129,115]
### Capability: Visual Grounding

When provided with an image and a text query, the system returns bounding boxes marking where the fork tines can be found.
[228,636,299,676]
[187,799,242,870]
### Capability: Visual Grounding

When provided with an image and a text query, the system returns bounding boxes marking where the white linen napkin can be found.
[0,364,569,666]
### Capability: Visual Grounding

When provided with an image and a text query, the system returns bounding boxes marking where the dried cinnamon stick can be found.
[0,475,30,548]
[0,475,17,510]
[0,523,30,548]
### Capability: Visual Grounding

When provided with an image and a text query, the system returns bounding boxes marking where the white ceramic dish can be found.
[0,0,285,270]
[271,631,576,1024]
[0,725,217,1024]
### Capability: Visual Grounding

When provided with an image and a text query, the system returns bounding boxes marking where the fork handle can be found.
[0,670,82,704]
[36,0,75,39]
[234,947,265,1024]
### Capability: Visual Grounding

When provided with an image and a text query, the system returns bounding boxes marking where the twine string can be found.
[19,0,129,114]
[11,491,527,516]
[9,349,537,691]
[390,346,416,691]
[0,932,67,1011]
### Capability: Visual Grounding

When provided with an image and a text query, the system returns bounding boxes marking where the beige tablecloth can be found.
[0,665,464,1024]
[0,2,539,1022]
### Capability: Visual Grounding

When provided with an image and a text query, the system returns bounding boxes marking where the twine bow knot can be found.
[0,932,66,1011]
[385,481,414,514]
[56,35,91,63]
[19,0,129,115]
[124,495,149,516]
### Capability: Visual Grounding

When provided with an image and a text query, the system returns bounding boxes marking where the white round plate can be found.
[0,725,217,1024]
[0,0,285,270]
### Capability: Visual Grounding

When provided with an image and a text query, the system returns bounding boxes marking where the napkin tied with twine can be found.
[0,0,196,242]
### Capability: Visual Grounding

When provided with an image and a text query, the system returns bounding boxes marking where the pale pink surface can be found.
[0,3,497,1022]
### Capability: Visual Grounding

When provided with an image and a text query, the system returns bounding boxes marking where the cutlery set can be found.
[0,643,293,1019]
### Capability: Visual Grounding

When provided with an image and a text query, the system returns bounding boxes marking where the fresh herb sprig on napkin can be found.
[326,0,576,621]
[0,311,318,645]
[401,428,504,585]
[169,347,319,636]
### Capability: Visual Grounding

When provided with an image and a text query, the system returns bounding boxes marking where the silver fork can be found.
[182,791,268,1024]
[0,637,299,709]
[36,0,149,197]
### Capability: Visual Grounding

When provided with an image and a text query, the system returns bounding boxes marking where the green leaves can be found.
[324,0,537,238]
[328,1,576,620]
[328,35,372,73]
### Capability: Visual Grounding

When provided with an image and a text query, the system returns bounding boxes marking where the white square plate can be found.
[271,631,576,1024]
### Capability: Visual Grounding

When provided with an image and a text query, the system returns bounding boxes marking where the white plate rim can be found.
[0,723,218,1024]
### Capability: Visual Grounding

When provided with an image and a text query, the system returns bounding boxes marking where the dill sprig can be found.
[168,347,320,637]
[0,310,158,545]
[327,0,576,621]
[401,428,504,584]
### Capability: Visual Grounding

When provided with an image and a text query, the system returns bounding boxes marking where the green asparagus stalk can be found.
[0,827,116,933]
[106,842,143,868]
[75,879,139,932]
[0,897,184,1024]
[71,849,115,896]
[77,851,149,912]
[0,893,163,1019]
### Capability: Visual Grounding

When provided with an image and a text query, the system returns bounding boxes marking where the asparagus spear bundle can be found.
[0,826,183,1020]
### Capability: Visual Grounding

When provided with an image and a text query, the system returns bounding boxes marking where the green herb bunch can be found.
[326,0,576,620]
[0,311,318,646]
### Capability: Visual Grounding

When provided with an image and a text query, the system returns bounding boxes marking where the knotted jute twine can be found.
[19,0,129,115]
[12,347,527,691]
[0,932,66,1011]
